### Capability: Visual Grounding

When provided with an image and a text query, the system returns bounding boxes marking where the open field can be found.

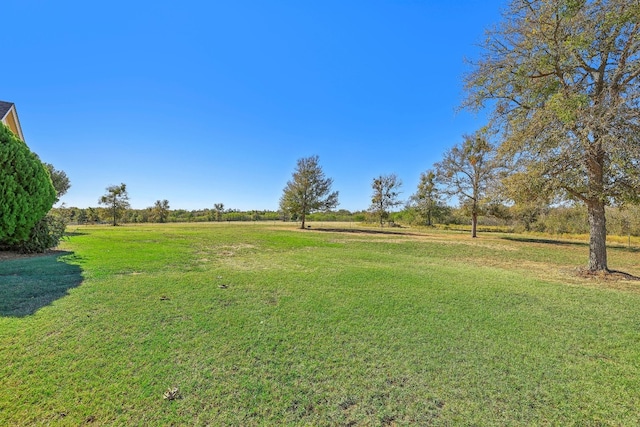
[2,222,640,425]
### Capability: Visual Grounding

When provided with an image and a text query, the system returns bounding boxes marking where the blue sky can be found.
[4,0,503,211]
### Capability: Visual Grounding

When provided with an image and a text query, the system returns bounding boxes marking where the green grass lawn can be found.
[2,222,640,425]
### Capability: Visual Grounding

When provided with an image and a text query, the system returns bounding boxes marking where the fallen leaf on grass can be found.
[163,386,180,400]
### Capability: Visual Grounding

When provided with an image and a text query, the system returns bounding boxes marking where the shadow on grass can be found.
[609,245,640,253]
[504,236,640,253]
[311,227,423,237]
[609,270,640,280]
[501,236,588,247]
[64,231,88,237]
[0,251,83,317]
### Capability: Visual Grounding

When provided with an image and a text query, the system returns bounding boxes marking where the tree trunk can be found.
[585,140,608,272]
[587,200,608,272]
[471,212,477,238]
[471,190,479,238]
[300,200,307,229]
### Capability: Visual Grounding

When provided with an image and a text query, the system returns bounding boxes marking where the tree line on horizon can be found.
[52,193,640,239]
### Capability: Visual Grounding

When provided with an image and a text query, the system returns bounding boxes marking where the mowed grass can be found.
[2,223,640,426]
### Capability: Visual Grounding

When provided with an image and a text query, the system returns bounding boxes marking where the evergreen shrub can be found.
[0,123,56,246]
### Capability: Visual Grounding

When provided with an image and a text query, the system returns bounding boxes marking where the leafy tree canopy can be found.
[280,155,339,229]
[44,163,71,202]
[409,170,446,226]
[369,174,403,227]
[99,183,130,226]
[152,199,170,223]
[464,0,640,270]
[435,131,498,237]
[213,203,225,222]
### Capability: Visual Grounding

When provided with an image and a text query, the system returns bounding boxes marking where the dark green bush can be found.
[13,214,67,254]
[0,123,56,245]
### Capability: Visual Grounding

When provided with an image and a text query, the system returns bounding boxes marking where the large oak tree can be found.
[280,155,339,229]
[464,0,640,271]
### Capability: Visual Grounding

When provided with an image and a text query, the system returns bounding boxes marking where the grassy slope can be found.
[1,223,640,426]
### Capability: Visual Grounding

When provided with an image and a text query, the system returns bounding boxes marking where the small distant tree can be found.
[369,174,402,227]
[152,199,170,223]
[409,170,444,226]
[435,131,497,238]
[213,203,225,222]
[99,183,130,226]
[0,123,56,247]
[87,207,100,223]
[280,155,339,229]
[76,209,88,225]
[44,163,71,203]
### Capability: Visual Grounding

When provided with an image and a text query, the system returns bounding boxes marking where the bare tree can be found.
[369,174,402,227]
[463,0,640,271]
[435,131,497,238]
[280,155,339,229]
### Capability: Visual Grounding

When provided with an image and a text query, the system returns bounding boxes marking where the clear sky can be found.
[3,0,504,211]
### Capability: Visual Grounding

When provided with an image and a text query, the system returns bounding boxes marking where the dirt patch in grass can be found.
[554,268,640,292]
[460,256,640,290]
[574,268,640,282]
